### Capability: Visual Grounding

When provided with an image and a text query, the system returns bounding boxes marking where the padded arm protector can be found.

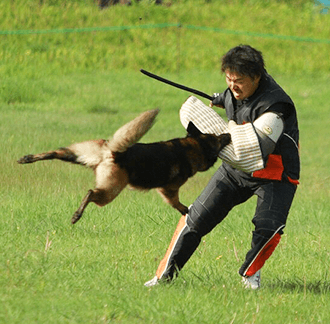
[180,96,264,173]
[253,112,284,157]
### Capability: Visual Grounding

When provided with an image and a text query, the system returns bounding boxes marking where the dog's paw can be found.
[178,205,189,215]
[71,212,82,225]
[17,155,36,164]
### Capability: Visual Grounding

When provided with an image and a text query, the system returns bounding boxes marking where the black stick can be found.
[140,69,213,101]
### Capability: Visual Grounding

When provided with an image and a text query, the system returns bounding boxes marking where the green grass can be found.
[1,0,330,323]
[0,0,330,77]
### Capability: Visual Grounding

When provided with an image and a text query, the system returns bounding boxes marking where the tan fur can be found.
[70,140,106,168]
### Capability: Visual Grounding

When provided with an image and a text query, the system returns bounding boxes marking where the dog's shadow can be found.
[266,278,330,294]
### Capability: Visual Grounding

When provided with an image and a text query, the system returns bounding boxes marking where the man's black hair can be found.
[221,45,266,79]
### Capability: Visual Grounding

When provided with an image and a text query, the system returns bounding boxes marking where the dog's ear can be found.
[187,122,202,137]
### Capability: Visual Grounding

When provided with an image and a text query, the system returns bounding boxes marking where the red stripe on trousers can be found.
[245,233,281,277]
[156,215,186,279]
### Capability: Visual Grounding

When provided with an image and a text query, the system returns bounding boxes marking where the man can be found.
[145,45,300,289]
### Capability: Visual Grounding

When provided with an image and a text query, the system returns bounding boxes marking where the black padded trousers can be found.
[155,165,297,280]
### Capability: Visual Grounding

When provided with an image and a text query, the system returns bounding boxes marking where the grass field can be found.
[1,1,330,323]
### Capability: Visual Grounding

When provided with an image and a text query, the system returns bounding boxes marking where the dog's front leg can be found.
[156,187,189,215]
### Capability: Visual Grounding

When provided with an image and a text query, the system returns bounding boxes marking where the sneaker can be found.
[241,270,261,290]
[144,276,159,287]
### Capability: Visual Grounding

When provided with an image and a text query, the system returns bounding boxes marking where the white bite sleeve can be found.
[180,96,264,173]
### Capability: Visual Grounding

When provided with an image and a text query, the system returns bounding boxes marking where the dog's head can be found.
[187,121,231,169]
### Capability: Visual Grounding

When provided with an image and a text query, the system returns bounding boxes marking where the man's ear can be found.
[253,75,261,86]
[187,122,202,137]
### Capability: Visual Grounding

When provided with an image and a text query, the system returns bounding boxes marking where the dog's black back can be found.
[114,139,193,188]
[114,122,231,189]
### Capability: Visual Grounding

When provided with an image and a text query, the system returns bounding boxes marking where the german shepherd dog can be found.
[18,109,231,224]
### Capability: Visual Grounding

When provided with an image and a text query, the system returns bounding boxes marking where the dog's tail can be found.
[108,109,159,153]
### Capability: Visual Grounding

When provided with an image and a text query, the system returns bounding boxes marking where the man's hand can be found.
[210,93,224,108]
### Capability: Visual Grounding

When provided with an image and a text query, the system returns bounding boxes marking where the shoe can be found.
[144,276,159,287]
[241,270,261,290]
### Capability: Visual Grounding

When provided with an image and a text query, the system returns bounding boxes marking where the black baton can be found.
[140,69,213,101]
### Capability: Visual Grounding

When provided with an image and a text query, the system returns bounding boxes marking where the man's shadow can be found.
[266,278,330,293]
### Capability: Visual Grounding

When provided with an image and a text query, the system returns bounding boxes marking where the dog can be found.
[17,109,231,224]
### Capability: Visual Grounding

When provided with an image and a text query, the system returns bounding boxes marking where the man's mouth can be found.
[232,89,241,98]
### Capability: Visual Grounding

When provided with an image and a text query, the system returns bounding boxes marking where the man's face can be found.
[225,70,260,101]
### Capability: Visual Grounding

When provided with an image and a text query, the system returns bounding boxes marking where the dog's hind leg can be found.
[18,140,106,167]
[71,160,129,224]
[71,185,128,224]
[156,187,189,215]
[17,148,78,164]
[71,189,94,224]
